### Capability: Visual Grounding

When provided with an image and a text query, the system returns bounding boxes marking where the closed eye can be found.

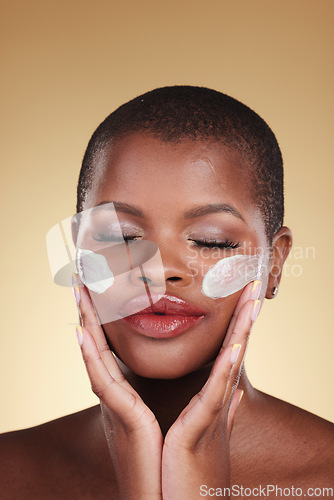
[92,232,240,250]
[189,239,240,249]
[91,232,141,242]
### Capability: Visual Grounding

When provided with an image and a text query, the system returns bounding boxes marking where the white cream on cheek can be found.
[77,247,263,299]
[202,254,263,299]
[76,248,114,294]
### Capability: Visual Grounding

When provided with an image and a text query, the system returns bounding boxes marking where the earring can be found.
[272,286,278,297]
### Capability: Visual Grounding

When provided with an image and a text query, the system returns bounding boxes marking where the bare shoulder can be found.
[231,390,334,492]
[262,392,334,464]
[0,405,115,499]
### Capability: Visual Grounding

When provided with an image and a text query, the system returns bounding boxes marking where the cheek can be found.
[184,244,227,285]
[201,253,263,299]
[209,291,241,330]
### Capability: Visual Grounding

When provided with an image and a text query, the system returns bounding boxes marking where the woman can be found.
[1,86,333,499]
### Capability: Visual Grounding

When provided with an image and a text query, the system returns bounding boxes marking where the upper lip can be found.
[119,293,207,317]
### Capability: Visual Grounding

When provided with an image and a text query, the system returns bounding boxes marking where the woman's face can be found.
[83,132,270,378]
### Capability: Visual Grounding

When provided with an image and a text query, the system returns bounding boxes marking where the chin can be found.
[126,363,196,380]
[113,344,218,380]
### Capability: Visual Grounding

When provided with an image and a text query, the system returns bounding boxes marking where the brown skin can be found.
[0,133,333,499]
[85,135,268,381]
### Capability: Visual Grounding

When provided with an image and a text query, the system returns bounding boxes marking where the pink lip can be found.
[119,294,207,339]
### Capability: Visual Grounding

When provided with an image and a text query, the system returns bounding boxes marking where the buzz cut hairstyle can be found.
[76,85,284,244]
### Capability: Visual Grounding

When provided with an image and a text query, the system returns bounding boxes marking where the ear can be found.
[265,226,293,299]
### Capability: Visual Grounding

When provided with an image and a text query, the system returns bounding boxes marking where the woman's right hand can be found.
[72,274,163,500]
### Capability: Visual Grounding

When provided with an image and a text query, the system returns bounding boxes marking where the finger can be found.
[172,293,261,443]
[199,342,242,411]
[225,297,260,350]
[197,296,260,414]
[199,298,258,421]
[178,343,241,437]
[73,272,104,334]
[76,325,140,423]
[227,389,243,437]
[72,273,126,383]
[222,280,261,348]
[223,298,261,403]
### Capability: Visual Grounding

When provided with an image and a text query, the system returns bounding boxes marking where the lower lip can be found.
[122,313,205,338]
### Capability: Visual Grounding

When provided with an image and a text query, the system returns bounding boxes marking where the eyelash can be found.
[91,232,140,242]
[189,239,240,250]
[92,233,240,250]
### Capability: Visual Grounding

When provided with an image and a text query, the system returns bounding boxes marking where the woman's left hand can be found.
[161,281,261,500]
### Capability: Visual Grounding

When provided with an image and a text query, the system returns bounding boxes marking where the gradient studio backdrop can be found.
[1,0,333,432]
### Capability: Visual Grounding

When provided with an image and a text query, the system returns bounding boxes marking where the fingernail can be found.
[230,344,241,364]
[250,280,262,300]
[72,272,84,288]
[72,285,80,306]
[251,299,261,322]
[76,326,83,346]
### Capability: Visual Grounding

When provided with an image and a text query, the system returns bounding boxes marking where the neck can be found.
[115,357,254,436]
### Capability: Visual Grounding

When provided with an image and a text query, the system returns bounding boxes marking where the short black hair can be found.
[77,85,284,243]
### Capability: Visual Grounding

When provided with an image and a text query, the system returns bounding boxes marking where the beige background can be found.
[1,0,333,433]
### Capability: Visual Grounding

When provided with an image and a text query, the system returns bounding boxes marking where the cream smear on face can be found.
[202,254,263,299]
[76,248,114,294]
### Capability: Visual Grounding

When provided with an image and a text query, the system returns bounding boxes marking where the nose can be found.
[128,240,194,290]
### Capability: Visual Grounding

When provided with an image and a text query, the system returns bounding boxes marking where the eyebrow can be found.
[183,203,246,222]
[96,201,144,217]
[96,201,246,223]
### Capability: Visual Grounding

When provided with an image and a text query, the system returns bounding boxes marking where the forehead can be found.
[88,133,255,213]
